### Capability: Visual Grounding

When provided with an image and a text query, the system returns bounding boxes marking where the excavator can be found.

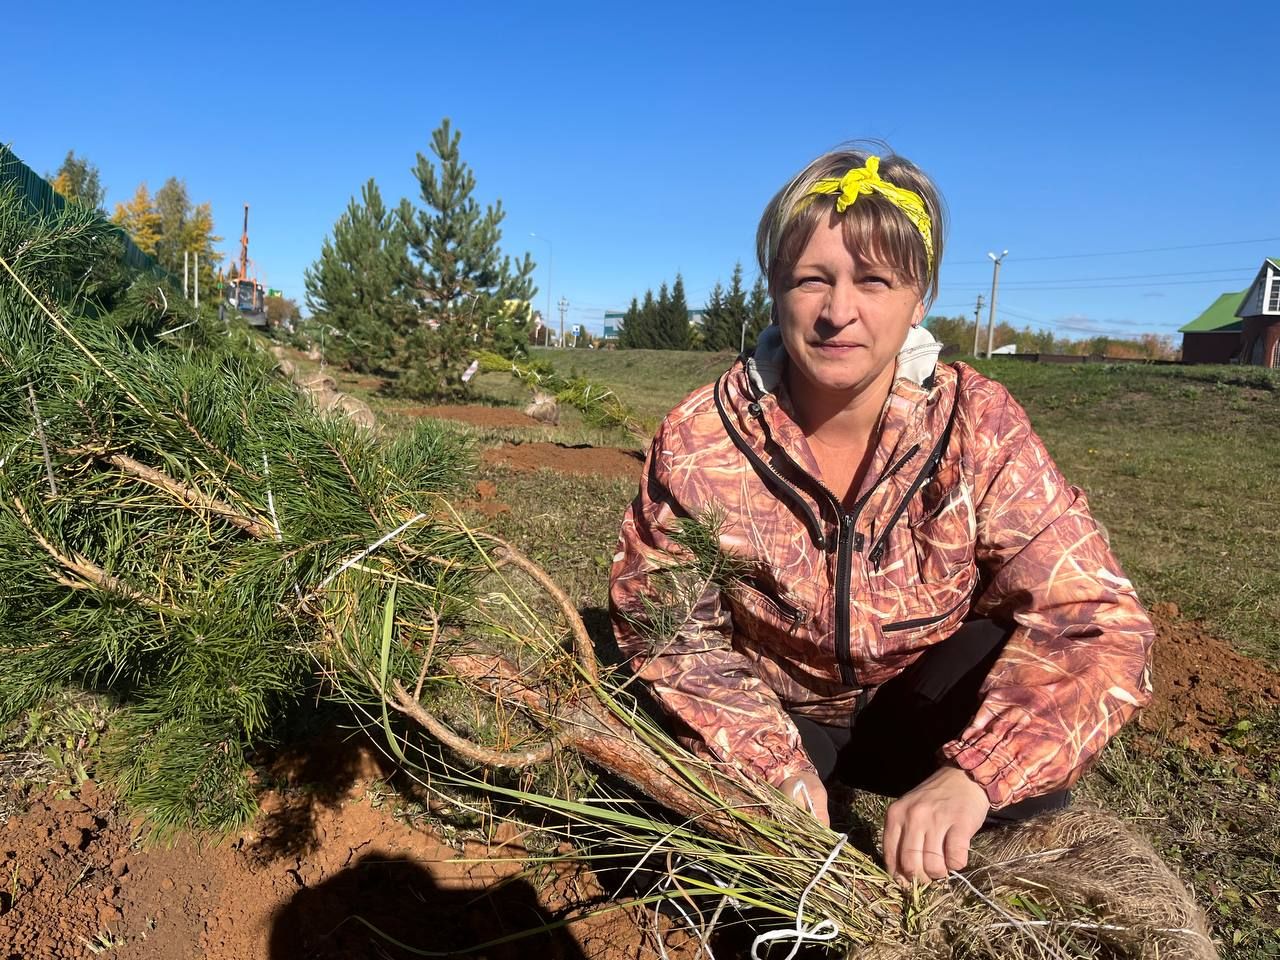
[225,203,268,326]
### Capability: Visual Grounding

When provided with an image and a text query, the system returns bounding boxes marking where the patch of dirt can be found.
[1138,602,1280,754]
[0,734,682,960]
[460,478,511,517]
[482,442,644,480]
[406,404,540,429]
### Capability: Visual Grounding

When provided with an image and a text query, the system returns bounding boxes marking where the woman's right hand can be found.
[779,772,830,827]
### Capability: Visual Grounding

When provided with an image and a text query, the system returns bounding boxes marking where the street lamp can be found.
[985,250,1008,359]
[530,232,552,347]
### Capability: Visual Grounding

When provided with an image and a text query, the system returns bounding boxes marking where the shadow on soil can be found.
[250,716,398,862]
[268,851,588,960]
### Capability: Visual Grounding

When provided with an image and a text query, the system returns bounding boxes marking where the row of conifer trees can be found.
[617,263,772,353]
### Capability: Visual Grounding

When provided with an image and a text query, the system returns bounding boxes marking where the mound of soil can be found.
[0,735,676,960]
[481,442,643,480]
[1139,602,1280,754]
[405,405,540,429]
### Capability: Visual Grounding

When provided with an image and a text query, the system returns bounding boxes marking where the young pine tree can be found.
[396,118,537,397]
[304,178,414,372]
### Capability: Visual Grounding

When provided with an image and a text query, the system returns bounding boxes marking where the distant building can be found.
[1179,258,1280,367]
[1237,258,1280,367]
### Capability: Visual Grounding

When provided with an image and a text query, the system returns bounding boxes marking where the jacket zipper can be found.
[881,597,969,633]
[715,371,934,687]
[714,379,825,547]
[829,444,919,685]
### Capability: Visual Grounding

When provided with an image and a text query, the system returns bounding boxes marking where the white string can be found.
[262,453,282,542]
[750,835,847,960]
[158,319,197,338]
[316,512,428,590]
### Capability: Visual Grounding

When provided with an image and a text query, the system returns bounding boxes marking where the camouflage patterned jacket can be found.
[609,327,1154,809]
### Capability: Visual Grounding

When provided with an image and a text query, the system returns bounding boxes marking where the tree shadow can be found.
[247,711,397,863]
[269,850,589,960]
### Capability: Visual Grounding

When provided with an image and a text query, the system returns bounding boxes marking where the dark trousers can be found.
[791,618,1069,825]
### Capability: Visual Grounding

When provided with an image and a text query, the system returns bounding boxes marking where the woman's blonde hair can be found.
[756,143,946,307]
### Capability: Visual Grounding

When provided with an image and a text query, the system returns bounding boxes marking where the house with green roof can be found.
[1179,257,1280,366]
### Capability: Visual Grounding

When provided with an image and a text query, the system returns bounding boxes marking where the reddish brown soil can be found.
[481,442,644,479]
[406,404,541,429]
[0,736,685,960]
[1138,602,1280,755]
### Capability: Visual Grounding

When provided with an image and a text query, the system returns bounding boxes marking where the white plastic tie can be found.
[750,834,846,960]
[316,512,429,590]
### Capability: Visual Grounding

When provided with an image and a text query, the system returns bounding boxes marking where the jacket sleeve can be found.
[940,385,1154,809]
[608,420,815,788]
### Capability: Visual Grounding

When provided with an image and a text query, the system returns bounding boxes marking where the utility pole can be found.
[971,293,984,356]
[194,252,199,310]
[558,296,569,349]
[985,250,1008,358]
[183,251,189,299]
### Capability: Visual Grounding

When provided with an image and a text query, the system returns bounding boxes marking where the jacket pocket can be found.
[731,577,811,631]
[908,464,975,583]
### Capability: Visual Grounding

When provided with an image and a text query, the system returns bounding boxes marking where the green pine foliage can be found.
[745,271,772,351]
[0,185,479,833]
[697,282,729,351]
[304,119,537,399]
[622,264,770,353]
[662,274,691,350]
[304,178,415,372]
[394,119,537,398]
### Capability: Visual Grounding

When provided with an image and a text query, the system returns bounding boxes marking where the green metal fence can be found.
[0,142,158,273]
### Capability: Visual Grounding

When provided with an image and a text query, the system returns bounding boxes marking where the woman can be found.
[608,146,1154,885]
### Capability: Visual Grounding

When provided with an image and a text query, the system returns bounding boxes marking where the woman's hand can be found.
[882,764,989,884]
[779,772,830,828]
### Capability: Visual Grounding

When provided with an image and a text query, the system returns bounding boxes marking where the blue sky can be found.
[7,1,1277,340]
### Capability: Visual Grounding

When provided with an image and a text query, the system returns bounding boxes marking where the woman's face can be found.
[776,217,925,409]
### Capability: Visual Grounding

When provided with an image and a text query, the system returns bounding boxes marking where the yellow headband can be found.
[802,156,934,271]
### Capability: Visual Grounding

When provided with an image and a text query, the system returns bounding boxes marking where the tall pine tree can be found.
[663,273,691,350]
[698,282,729,351]
[745,272,772,353]
[304,178,414,372]
[618,296,642,349]
[397,119,537,396]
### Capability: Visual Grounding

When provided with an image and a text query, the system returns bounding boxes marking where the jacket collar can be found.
[734,325,944,503]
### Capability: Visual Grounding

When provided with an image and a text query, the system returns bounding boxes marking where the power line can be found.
[957,265,1254,285]
[948,275,1252,293]
[947,235,1280,265]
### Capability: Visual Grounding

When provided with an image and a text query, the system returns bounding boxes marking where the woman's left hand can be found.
[882,764,990,885]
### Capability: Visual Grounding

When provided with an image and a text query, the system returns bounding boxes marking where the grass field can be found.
[455,348,1280,957]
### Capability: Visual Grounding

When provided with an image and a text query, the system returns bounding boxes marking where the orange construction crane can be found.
[227,203,267,325]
